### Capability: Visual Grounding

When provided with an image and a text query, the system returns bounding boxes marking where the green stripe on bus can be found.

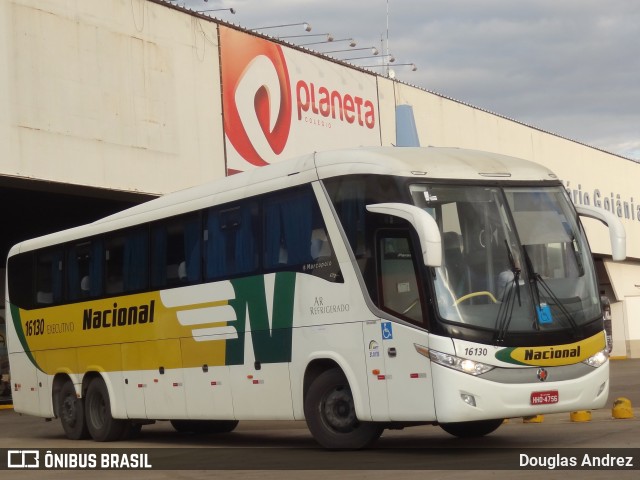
[9,303,44,372]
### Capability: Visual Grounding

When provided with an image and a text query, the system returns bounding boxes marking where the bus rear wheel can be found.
[58,380,90,440]
[85,377,128,442]
[304,368,383,449]
[170,420,239,434]
[439,419,504,438]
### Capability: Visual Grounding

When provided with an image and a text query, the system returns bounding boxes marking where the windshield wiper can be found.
[570,236,585,276]
[521,246,579,335]
[494,241,521,344]
[505,241,521,307]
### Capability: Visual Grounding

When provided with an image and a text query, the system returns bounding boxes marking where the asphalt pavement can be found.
[608,358,640,407]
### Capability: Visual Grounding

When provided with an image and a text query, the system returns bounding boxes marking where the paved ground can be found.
[608,358,640,406]
[0,358,637,479]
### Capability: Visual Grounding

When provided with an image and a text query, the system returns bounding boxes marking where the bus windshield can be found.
[409,184,601,335]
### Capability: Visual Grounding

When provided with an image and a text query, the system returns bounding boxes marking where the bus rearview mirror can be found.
[366,203,442,267]
[575,205,626,261]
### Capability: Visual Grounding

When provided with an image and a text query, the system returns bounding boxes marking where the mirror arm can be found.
[575,205,626,261]
[366,203,442,266]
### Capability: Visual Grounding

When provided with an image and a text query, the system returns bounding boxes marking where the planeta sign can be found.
[219,26,380,174]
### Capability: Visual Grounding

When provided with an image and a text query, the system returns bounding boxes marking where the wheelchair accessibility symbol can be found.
[381,322,393,340]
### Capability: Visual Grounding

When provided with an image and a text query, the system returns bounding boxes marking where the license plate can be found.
[530,390,559,405]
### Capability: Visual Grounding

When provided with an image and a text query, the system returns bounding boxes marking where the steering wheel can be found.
[454,291,497,306]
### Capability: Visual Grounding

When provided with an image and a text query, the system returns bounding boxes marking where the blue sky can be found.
[172,0,640,161]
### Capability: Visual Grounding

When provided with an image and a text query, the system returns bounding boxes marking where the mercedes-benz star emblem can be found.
[537,367,549,382]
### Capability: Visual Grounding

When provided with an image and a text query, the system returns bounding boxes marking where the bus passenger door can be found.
[380,322,436,421]
[377,232,436,421]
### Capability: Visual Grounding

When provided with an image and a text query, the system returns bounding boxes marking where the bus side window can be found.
[205,202,258,281]
[263,190,314,269]
[105,228,148,295]
[151,213,202,288]
[36,249,63,305]
[377,233,425,325]
[67,240,103,301]
[105,236,124,294]
[262,187,341,281]
[324,177,366,257]
[7,253,34,309]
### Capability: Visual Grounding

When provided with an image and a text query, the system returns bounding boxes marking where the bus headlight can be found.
[418,346,494,376]
[583,349,608,368]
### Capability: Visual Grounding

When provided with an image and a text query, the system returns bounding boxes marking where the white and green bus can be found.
[5,147,625,449]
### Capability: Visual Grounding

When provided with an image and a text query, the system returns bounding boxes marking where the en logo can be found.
[166,273,297,365]
[226,273,296,365]
[220,27,292,170]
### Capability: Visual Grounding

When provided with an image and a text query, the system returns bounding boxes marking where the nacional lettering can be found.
[83,301,155,330]
[296,80,376,129]
[524,346,581,361]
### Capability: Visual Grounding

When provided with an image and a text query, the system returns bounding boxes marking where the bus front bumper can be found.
[431,361,610,423]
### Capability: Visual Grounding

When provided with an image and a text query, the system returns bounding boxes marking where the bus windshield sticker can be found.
[423,191,437,202]
[536,303,553,324]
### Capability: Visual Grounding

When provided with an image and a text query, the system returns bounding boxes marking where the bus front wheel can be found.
[85,377,128,442]
[58,380,90,440]
[439,419,504,438]
[304,368,383,449]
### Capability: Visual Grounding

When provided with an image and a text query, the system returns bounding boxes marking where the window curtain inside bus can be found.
[89,240,103,297]
[206,205,255,279]
[347,183,365,254]
[235,206,256,274]
[151,225,167,287]
[67,248,80,301]
[331,179,365,254]
[50,250,63,303]
[123,229,149,291]
[183,218,201,283]
[265,192,313,268]
[206,212,227,279]
[265,203,283,267]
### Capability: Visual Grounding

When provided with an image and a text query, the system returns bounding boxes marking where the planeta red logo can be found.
[220,27,292,168]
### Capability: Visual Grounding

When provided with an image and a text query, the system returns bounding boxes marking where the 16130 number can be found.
[25,318,45,336]
[464,347,488,356]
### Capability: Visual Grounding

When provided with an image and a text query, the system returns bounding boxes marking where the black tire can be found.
[84,377,128,442]
[304,368,383,449]
[120,421,143,440]
[170,419,239,434]
[57,380,90,440]
[439,419,504,438]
